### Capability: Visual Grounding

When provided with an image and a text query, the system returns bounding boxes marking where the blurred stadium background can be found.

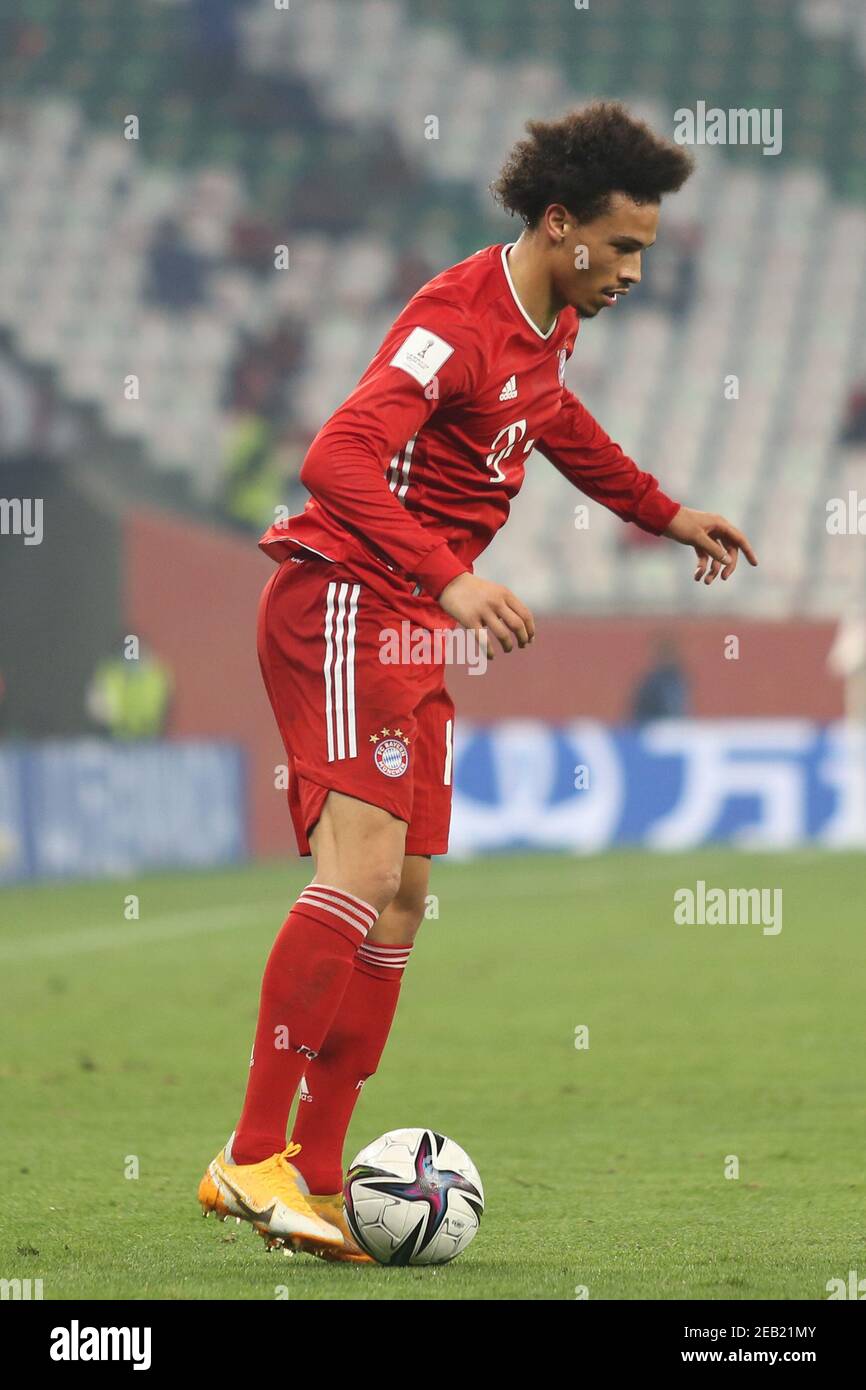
[2,0,866,879]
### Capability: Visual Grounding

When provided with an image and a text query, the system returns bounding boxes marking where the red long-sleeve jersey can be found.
[260,242,680,625]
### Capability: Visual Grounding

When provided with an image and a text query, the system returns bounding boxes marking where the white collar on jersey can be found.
[500,242,559,341]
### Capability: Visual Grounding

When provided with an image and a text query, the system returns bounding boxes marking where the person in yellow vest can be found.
[222,414,283,532]
[222,415,309,532]
[86,639,172,740]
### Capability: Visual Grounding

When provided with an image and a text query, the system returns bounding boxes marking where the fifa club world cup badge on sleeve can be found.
[370,727,410,778]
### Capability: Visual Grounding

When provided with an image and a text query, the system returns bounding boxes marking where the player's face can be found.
[557,194,660,318]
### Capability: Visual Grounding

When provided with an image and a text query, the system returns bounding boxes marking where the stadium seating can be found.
[1,0,864,616]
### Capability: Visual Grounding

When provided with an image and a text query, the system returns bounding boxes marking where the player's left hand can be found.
[662,507,758,584]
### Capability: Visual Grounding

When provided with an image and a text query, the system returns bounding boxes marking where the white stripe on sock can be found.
[305,883,379,925]
[297,893,370,939]
[357,944,413,968]
[298,885,379,937]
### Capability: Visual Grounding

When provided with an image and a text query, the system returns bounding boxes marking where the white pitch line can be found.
[0,902,284,963]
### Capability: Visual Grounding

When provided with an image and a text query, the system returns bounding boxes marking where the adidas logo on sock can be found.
[499,375,518,401]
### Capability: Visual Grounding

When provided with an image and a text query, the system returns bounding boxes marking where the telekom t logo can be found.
[485,418,534,482]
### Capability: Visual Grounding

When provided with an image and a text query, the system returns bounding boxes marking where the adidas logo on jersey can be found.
[499,375,518,401]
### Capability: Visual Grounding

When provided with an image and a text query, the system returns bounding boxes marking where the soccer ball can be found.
[344,1127,484,1265]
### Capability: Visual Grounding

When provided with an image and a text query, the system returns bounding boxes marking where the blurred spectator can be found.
[221,414,279,532]
[631,636,690,721]
[0,349,81,461]
[227,318,305,419]
[86,640,172,740]
[292,125,418,233]
[6,19,48,63]
[273,426,312,515]
[187,0,241,97]
[221,417,309,532]
[230,213,283,276]
[231,69,321,132]
[221,314,308,529]
[145,217,210,312]
[388,250,437,303]
[0,353,34,456]
[839,384,866,444]
[639,224,701,319]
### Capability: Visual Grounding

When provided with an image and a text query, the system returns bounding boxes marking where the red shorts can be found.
[258,556,455,857]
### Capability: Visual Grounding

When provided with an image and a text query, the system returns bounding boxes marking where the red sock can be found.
[232,884,378,1166]
[291,939,413,1194]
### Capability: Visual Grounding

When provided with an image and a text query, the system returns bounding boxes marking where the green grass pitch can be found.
[1,850,863,1301]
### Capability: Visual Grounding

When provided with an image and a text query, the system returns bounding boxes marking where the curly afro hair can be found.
[491,101,694,227]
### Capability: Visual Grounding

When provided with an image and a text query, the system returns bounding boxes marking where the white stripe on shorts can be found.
[323,581,360,762]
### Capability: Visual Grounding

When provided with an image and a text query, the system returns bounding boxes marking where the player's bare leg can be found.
[366,853,430,945]
[306,788,410,911]
[290,798,429,1261]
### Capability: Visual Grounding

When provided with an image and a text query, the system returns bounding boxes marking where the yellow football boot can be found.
[198,1135,344,1254]
[303,1192,375,1264]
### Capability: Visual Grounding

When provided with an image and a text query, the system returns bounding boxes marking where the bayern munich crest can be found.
[370,727,410,778]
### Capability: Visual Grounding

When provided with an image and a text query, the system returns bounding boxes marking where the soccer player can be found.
[199,101,757,1259]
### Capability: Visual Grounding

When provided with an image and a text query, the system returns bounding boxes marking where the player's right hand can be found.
[437,573,535,658]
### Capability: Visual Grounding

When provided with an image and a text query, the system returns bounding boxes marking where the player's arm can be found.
[301,308,534,650]
[536,389,757,584]
[300,310,476,600]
